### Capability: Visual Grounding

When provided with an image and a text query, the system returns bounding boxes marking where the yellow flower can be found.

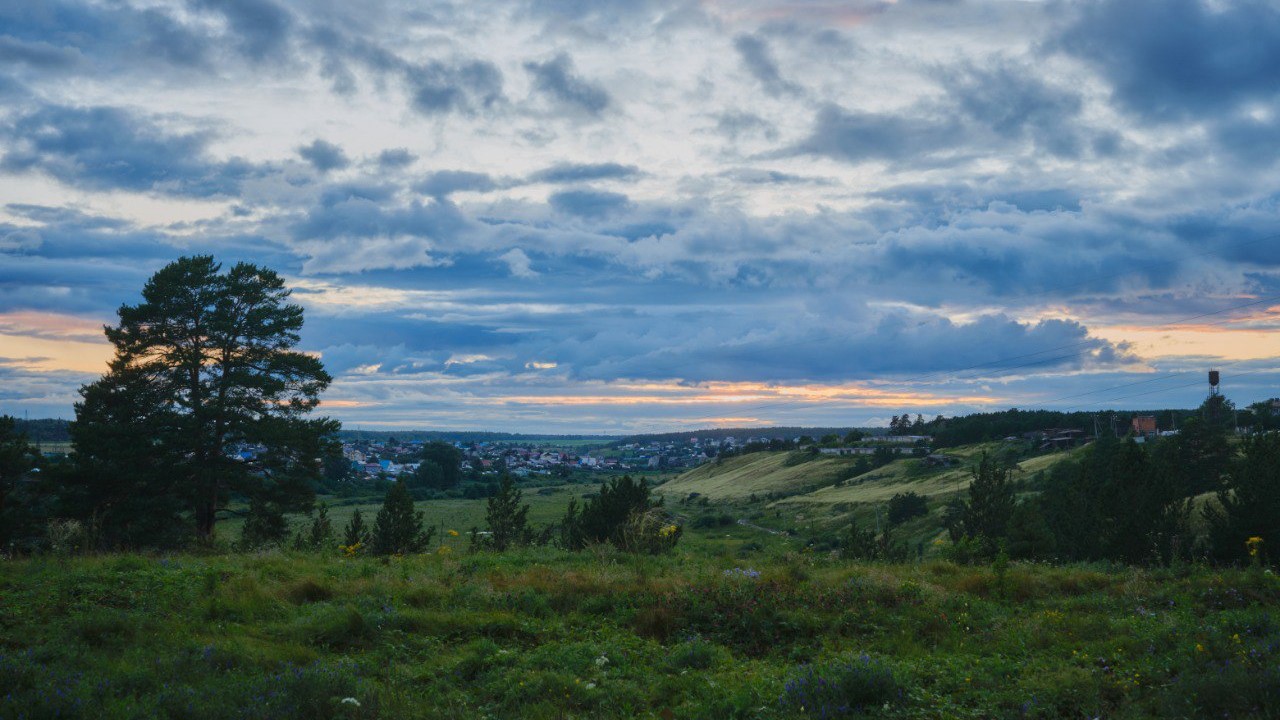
[1196,643,1205,653]
[1246,536,1264,557]
[437,545,452,555]
[448,529,459,537]
[658,524,678,538]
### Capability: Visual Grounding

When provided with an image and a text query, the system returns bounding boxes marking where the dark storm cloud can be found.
[415,171,500,198]
[0,105,263,197]
[527,162,641,183]
[1056,0,1280,122]
[376,149,417,169]
[0,36,81,69]
[524,53,611,116]
[548,189,632,218]
[944,60,1087,157]
[787,104,964,165]
[298,140,351,173]
[290,197,475,243]
[318,182,395,207]
[406,59,506,115]
[193,0,294,63]
[0,1,269,76]
[732,34,801,97]
[714,111,779,142]
[303,22,506,115]
[720,168,831,185]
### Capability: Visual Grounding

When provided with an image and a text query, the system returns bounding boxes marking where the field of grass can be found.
[660,444,1083,511]
[3,546,1277,719]
[657,452,861,501]
[219,484,603,546]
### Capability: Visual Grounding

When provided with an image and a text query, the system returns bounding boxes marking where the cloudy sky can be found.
[2,0,1279,433]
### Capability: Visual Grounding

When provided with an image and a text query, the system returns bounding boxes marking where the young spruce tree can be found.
[343,508,369,548]
[370,481,433,555]
[483,474,530,551]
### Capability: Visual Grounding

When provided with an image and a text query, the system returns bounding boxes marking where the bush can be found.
[779,654,900,716]
[617,507,682,554]
[563,475,678,552]
[369,481,435,555]
[886,492,927,525]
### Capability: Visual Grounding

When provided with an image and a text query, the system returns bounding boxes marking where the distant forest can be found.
[11,418,70,443]
[4,411,1240,448]
[618,427,869,444]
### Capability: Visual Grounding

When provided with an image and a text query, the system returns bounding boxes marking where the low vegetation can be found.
[3,549,1277,719]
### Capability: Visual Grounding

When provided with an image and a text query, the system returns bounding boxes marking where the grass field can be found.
[658,444,1084,510]
[219,485,603,548]
[657,452,861,501]
[3,547,1277,719]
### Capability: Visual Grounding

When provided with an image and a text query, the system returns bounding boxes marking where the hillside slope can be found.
[656,451,858,501]
[659,443,1087,507]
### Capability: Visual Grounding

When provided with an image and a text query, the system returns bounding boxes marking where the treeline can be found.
[937,399,1270,565]
[8,418,70,443]
[619,426,863,445]
[924,409,1096,447]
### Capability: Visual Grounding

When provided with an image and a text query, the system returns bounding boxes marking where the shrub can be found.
[342,508,368,549]
[369,481,434,555]
[480,474,531,551]
[46,518,87,556]
[563,475,679,552]
[618,507,683,554]
[239,498,289,550]
[667,637,726,671]
[779,654,900,716]
[886,492,928,525]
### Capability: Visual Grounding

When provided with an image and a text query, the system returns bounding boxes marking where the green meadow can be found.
[3,534,1278,719]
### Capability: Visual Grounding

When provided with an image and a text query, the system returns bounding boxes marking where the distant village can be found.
[325,423,1134,480]
[337,435,741,479]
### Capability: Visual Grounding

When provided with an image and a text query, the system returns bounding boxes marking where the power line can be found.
[1061,365,1276,411]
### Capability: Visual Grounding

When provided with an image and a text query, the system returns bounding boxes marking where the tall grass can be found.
[1,548,1277,718]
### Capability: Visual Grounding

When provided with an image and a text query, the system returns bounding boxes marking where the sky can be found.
[1,0,1279,433]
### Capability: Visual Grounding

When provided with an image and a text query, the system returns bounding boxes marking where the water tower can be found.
[1209,369,1220,396]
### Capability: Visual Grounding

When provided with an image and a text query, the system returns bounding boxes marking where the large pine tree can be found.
[72,256,337,547]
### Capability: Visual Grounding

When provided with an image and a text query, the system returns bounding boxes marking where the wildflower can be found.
[659,524,679,538]
[1195,643,1205,653]
[340,697,361,707]
[448,529,459,537]
[340,542,362,558]
[595,654,609,667]
[436,545,452,555]
[585,682,596,690]
[1246,536,1264,557]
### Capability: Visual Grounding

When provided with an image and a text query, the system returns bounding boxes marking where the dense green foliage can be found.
[0,416,40,548]
[481,475,531,551]
[69,256,337,547]
[369,482,434,555]
[887,492,928,525]
[562,475,677,552]
[2,550,1277,719]
[411,442,464,491]
[1206,433,1280,565]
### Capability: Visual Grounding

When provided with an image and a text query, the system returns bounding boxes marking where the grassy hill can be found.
[2,549,1275,719]
[659,443,1087,508]
[656,451,859,501]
